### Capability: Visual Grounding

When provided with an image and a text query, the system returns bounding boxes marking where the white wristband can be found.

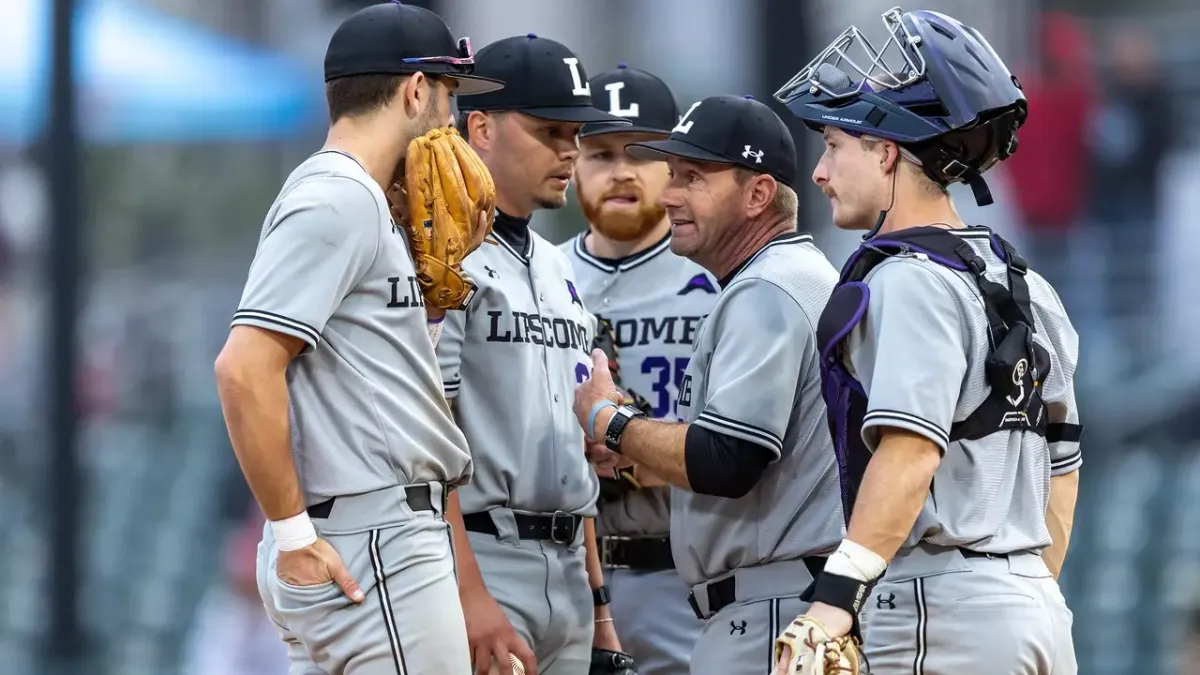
[824,539,888,582]
[427,319,444,349]
[270,511,318,552]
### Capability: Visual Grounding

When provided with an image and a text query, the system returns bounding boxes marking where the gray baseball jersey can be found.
[438,228,600,516]
[845,227,1082,554]
[673,232,846,587]
[559,232,719,537]
[231,150,472,506]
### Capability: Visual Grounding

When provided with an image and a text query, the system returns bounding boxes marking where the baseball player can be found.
[560,64,710,675]
[213,4,503,674]
[572,94,847,675]
[771,8,1081,675]
[437,35,635,675]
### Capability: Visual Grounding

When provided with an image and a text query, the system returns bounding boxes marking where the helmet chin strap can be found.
[864,159,900,240]
[964,169,994,207]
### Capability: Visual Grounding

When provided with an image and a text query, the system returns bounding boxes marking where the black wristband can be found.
[801,571,877,640]
[604,405,646,453]
[593,585,611,607]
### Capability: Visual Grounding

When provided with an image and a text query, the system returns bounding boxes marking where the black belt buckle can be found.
[687,590,704,621]
[549,511,575,544]
[599,536,629,567]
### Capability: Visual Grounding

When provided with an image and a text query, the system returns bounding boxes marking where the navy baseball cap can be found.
[626,95,798,188]
[456,34,632,125]
[324,2,505,95]
[580,63,680,138]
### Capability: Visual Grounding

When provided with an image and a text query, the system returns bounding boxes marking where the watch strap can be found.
[604,405,646,453]
[593,585,611,607]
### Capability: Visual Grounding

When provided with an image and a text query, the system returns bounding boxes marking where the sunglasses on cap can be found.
[403,37,476,68]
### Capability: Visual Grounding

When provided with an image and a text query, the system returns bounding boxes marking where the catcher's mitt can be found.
[773,617,863,675]
[401,126,495,310]
[589,647,637,675]
[593,317,653,416]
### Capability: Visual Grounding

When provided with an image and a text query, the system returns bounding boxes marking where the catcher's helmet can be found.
[774,7,1027,205]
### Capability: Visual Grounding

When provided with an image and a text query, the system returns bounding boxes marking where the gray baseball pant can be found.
[468,508,594,674]
[605,567,702,675]
[862,545,1077,674]
[685,558,820,675]
[256,483,472,675]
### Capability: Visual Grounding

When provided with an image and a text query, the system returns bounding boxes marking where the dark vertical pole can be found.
[45,0,83,670]
[758,0,815,232]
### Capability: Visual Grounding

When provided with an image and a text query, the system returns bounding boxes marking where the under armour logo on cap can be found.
[742,146,764,163]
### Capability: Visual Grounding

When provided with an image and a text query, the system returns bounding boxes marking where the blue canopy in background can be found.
[0,0,324,144]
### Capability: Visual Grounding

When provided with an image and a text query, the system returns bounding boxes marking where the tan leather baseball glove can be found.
[401,126,495,310]
[774,616,864,675]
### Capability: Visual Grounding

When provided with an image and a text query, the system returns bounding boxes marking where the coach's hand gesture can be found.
[276,538,365,602]
[462,583,538,675]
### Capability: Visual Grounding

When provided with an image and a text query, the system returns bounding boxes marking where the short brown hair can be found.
[325,73,409,123]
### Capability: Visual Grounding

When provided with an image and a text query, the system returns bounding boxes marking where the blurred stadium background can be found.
[1,0,1199,673]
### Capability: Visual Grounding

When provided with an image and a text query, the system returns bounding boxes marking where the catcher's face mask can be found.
[775,7,926,106]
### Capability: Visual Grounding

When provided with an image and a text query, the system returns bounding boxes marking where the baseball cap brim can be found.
[580,122,671,138]
[445,73,506,96]
[518,106,634,124]
[624,138,733,165]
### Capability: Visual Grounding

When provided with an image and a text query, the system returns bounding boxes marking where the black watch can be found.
[593,585,611,607]
[604,405,646,453]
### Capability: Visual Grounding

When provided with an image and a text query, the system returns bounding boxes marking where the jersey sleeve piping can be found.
[443,379,461,398]
[230,309,321,348]
[694,410,784,459]
[861,409,950,453]
[1050,447,1082,475]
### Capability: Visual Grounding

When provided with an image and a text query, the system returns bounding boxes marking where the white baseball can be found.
[487,655,526,675]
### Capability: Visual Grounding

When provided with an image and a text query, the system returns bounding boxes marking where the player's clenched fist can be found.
[573,349,624,438]
[461,582,538,675]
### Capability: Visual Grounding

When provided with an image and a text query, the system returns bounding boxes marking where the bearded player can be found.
[561,64,713,675]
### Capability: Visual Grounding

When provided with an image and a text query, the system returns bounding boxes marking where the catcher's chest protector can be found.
[816,227,1058,523]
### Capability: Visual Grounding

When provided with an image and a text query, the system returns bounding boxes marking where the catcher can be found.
[215,4,503,674]
[773,8,1079,675]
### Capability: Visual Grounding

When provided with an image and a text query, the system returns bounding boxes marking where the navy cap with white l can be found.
[580,63,680,138]
[323,1,504,95]
[456,34,632,125]
[625,95,798,189]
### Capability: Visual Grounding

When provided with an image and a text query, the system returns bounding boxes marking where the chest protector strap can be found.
[815,227,1050,521]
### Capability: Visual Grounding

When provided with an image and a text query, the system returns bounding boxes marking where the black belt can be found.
[306,484,435,519]
[599,536,674,571]
[462,510,582,544]
[688,557,827,621]
[959,548,1010,559]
